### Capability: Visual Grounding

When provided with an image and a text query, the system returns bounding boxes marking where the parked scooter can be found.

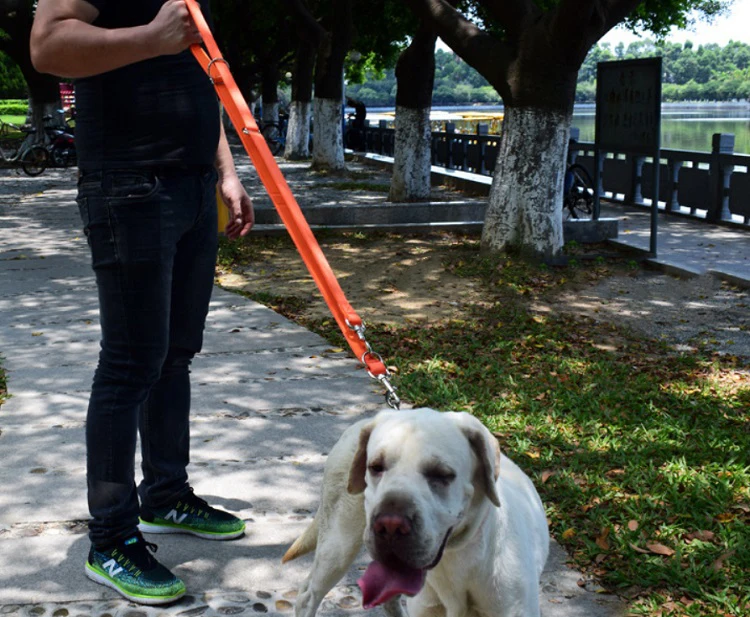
[43,112,77,168]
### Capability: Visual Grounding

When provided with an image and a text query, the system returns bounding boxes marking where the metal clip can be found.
[375,372,400,409]
[350,320,399,409]
[206,57,230,84]
[346,319,367,341]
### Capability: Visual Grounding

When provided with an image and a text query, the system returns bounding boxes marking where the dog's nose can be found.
[373,514,411,537]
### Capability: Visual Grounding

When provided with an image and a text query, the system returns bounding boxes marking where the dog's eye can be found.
[424,468,456,486]
[368,462,385,476]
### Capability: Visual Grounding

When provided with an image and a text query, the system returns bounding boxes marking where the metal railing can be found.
[360,120,750,227]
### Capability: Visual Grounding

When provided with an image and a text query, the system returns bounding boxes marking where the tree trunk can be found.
[481,106,571,259]
[0,0,61,143]
[390,23,437,202]
[401,0,598,259]
[312,97,344,170]
[311,0,352,171]
[285,100,312,159]
[261,62,280,128]
[285,40,315,159]
[390,108,433,202]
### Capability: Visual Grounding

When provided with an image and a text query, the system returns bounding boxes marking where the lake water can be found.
[572,103,750,154]
[368,103,750,155]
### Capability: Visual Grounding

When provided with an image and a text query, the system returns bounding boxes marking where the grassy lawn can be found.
[218,233,749,617]
[0,358,7,408]
[0,115,28,128]
[0,115,28,147]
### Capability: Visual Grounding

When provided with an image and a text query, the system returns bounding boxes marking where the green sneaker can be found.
[139,489,246,540]
[85,534,186,605]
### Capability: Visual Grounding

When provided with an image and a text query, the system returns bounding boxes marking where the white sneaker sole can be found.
[138,519,245,540]
[84,562,185,606]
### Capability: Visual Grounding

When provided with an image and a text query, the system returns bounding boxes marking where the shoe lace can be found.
[180,488,211,513]
[118,533,159,571]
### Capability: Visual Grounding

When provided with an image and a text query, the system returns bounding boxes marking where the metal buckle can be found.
[206,57,230,84]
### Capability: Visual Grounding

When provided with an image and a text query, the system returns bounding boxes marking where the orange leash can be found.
[184,0,399,408]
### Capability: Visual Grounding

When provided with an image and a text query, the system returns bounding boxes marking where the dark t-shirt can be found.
[74,0,220,172]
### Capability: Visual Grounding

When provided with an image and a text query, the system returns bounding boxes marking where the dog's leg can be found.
[295,508,365,617]
[406,587,447,617]
[382,596,408,617]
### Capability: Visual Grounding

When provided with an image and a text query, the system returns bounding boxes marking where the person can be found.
[345,96,367,150]
[30,0,254,606]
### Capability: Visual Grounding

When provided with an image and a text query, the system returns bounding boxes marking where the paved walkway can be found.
[0,166,625,616]
[600,202,750,286]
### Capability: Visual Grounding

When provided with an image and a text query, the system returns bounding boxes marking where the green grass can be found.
[0,356,8,407]
[0,115,28,127]
[219,233,749,617]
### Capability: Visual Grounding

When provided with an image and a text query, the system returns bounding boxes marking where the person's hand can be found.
[147,0,202,56]
[219,174,254,240]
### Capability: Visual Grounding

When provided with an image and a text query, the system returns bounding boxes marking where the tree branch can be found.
[479,0,539,35]
[550,0,641,63]
[403,0,513,98]
[281,0,328,48]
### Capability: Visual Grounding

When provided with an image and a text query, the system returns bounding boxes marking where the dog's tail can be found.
[281,518,318,563]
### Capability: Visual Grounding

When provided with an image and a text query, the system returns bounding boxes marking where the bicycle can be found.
[0,120,49,176]
[562,161,595,220]
[260,113,288,156]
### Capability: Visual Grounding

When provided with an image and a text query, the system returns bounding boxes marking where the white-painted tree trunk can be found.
[481,106,570,259]
[390,106,432,202]
[284,100,312,160]
[312,97,345,171]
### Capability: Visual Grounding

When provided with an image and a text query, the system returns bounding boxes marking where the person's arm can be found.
[30,0,202,78]
[215,120,254,240]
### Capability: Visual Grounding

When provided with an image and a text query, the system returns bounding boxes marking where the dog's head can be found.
[347,408,501,607]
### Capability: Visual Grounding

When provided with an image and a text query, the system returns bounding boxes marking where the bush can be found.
[0,100,29,116]
[0,52,26,99]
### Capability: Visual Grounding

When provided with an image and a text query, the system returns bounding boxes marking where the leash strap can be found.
[184,0,399,409]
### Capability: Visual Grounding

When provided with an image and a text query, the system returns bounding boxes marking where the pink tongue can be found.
[357,561,425,609]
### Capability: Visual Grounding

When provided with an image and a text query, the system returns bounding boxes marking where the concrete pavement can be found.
[0,166,625,616]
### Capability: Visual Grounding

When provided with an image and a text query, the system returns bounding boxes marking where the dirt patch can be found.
[218,232,491,323]
[217,232,750,363]
[534,270,750,358]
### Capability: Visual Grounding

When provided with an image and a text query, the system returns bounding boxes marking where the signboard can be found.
[594,57,663,256]
[596,58,662,154]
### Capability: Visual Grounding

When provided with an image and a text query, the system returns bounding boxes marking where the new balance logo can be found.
[102,559,123,577]
[164,509,189,524]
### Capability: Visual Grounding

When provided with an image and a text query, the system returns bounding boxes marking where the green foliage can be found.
[0,52,26,99]
[577,39,750,102]
[0,355,7,407]
[347,48,501,106]
[0,99,28,115]
[349,39,750,106]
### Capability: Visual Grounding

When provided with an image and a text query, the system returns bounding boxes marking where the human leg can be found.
[137,168,219,507]
[135,169,245,540]
[77,169,197,603]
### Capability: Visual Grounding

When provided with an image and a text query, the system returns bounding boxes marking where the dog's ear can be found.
[347,421,375,494]
[452,413,502,507]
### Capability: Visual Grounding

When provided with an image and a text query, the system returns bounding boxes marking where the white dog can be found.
[283,408,549,617]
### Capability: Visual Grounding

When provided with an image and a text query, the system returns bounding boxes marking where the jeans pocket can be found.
[104,171,160,201]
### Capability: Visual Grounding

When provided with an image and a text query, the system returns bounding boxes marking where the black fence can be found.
[359,120,750,227]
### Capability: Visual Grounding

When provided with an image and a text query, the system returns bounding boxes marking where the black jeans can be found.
[76,167,218,546]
